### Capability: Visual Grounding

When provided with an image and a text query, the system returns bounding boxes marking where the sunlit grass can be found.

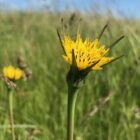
[0,12,140,140]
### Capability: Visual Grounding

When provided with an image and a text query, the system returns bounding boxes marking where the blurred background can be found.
[0,0,140,140]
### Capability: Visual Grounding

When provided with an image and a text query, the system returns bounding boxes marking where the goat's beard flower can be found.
[62,34,114,71]
[57,23,124,88]
[57,24,124,140]
[3,65,24,81]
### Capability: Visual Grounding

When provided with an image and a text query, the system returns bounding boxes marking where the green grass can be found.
[0,12,140,140]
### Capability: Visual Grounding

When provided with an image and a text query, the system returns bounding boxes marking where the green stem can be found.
[9,90,16,140]
[67,86,78,140]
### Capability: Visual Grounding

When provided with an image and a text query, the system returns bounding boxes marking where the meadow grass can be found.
[0,12,140,140]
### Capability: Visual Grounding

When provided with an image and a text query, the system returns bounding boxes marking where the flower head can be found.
[3,66,24,81]
[62,34,114,71]
[57,25,124,88]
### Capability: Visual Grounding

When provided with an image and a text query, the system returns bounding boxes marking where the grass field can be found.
[0,12,140,140]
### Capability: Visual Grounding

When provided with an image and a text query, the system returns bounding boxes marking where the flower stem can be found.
[9,90,16,140]
[67,86,78,140]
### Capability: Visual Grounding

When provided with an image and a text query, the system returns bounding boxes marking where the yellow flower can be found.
[14,68,24,80]
[62,34,114,71]
[3,66,24,80]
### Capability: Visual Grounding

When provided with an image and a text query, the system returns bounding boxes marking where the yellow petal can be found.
[3,66,15,80]
[14,68,24,80]
[62,34,114,71]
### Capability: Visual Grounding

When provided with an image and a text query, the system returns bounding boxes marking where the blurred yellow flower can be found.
[3,66,24,80]
[62,34,114,70]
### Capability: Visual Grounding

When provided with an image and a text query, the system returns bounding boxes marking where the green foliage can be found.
[0,12,140,140]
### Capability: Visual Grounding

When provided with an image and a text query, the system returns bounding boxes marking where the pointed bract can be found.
[98,24,108,39]
[103,55,124,67]
[109,35,125,49]
[57,28,66,55]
